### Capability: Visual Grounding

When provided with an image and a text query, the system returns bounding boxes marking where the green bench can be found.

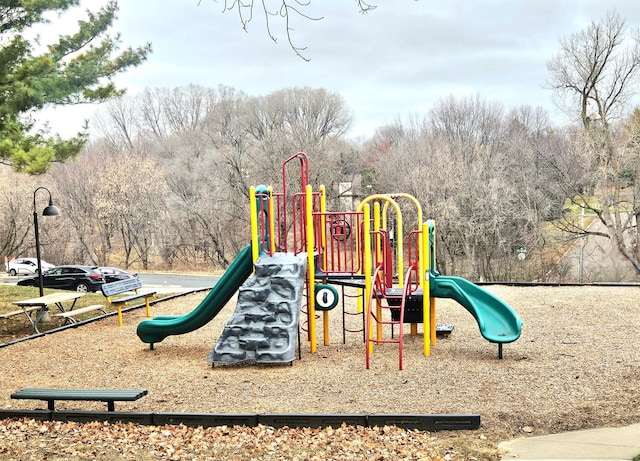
[11,388,148,412]
[101,278,156,326]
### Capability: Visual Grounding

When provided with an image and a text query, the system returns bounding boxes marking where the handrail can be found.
[382,193,424,292]
[280,152,309,253]
[357,195,404,282]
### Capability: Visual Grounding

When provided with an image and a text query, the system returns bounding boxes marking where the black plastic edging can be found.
[50,410,154,425]
[257,413,369,429]
[0,409,481,431]
[153,412,259,427]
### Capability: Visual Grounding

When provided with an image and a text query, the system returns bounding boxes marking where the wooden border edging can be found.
[0,409,480,431]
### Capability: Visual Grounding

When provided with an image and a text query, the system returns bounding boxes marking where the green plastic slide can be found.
[431,275,523,343]
[136,245,254,346]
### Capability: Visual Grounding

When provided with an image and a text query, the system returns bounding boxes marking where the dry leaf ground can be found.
[0,285,639,460]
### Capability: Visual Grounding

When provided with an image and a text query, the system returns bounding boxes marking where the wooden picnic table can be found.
[7,292,85,334]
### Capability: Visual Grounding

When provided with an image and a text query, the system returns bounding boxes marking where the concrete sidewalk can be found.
[499,423,640,460]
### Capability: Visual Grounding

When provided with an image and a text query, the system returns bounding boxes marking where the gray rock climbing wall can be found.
[208,253,307,365]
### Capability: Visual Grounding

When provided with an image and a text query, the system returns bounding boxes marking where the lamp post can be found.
[33,187,61,297]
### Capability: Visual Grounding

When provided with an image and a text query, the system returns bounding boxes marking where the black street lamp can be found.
[33,187,61,297]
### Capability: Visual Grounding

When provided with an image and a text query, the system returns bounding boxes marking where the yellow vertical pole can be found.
[381,199,404,286]
[363,204,373,355]
[373,202,383,341]
[430,221,437,346]
[320,185,327,271]
[410,217,422,336]
[323,311,330,345]
[249,187,259,263]
[396,208,404,287]
[422,222,431,356]
[373,201,381,263]
[318,185,330,346]
[356,202,364,314]
[305,185,317,353]
[268,186,276,254]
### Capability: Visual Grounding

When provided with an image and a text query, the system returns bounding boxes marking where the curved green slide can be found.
[136,245,254,346]
[431,275,523,343]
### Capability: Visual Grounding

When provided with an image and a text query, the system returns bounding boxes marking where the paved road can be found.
[137,273,217,293]
[558,218,639,282]
[0,272,218,294]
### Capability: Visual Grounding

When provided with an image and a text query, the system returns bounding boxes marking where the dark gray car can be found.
[17,265,106,292]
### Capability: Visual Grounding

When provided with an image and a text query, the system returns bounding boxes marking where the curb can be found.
[0,409,480,430]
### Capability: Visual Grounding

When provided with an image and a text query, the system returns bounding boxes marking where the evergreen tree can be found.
[0,0,151,173]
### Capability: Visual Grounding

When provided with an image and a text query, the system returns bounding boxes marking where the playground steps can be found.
[208,253,307,365]
[373,288,455,336]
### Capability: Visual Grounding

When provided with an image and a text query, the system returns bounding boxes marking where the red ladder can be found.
[365,263,419,370]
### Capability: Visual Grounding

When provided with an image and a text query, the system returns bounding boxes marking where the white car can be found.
[6,258,55,276]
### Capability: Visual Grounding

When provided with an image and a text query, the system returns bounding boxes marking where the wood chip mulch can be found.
[1,285,639,460]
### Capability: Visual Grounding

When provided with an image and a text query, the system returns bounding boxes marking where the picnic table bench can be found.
[54,304,107,324]
[11,388,148,412]
[0,305,41,320]
[5,292,87,333]
[101,278,156,326]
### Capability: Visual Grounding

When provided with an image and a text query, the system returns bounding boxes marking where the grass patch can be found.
[0,285,106,340]
[0,284,178,342]
[0,284,105,311]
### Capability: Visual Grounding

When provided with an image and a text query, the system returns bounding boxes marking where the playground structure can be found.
[137,152,523,369]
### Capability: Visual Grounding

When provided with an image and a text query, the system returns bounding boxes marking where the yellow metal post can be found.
[429,221,437,346]
[318,185,331,345]
[373,202,383,341]
[138,289,151,317]
[422,221,431,356]
[323,311,330,345]
[305,185,317,353]
[363,204,374,355]
[249,187,259,263]
[268,186,276,254]
[320,185,327,271]
[109,297,123,327]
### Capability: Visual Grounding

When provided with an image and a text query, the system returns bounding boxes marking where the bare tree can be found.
[51,147,114,266]
[93,97,140,154]
[0,168,33,259]
[138,88,169,140]
[51,144,169,268]
[247,87,353,181]
[367,96,564,281]
[209,0,376,60]
[547,10,640,276]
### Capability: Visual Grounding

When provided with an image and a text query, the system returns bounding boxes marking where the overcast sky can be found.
[40,0,640,140]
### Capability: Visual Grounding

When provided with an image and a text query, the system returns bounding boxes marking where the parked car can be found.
[6,258,54,276]
[17,265,106,292]
[98,267,138,283]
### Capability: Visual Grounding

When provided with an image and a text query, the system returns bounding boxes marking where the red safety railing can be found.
[276,152,310,253]
[371,228,393,288]
[273,190,323,255]
[313,211,364,276]
[365,263,403,370]
[405,229,423,295]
